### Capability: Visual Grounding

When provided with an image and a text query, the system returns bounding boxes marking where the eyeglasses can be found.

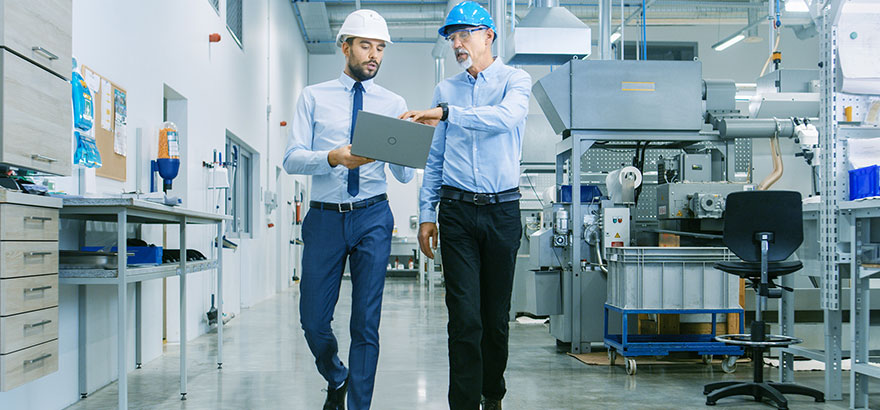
[445,27,487,44]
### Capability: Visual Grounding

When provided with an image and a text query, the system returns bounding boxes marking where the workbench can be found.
[58,198,229,409]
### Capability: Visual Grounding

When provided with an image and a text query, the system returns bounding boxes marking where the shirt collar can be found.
[463,57,504,84]
[338,72,375,92]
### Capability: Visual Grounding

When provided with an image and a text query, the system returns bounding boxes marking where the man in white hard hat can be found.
[283,9,413,410]
[400,1,530,409]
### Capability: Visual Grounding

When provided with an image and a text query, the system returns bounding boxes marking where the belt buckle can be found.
[473,193,490,206]
[338,202,352,213]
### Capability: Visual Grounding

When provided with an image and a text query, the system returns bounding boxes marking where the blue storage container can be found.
[849,165,880,200]
[560,185,603,203]
[81,246,164,265]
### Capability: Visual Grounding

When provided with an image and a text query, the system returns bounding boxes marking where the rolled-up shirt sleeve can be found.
[283,90,335,175]
[419,87,446,224]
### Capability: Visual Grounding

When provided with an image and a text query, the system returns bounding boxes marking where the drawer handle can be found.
[31,46,58,61]
[24,216,52,222]
[26,251,52,257]
[25,286,52,293]
[31,154,58,163]
[24,320,52,329]
[24,353,52,366]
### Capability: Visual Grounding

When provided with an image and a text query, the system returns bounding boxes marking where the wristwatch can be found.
[437,102,449,122]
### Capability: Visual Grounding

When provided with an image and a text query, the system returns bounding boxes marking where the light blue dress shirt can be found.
[419,58,532,223]
[283,73,414,203]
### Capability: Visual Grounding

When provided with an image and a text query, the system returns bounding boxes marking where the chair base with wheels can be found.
[704,332,824,409]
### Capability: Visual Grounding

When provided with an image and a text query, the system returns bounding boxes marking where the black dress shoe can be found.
[481,399,502,410]
[323,377,348,410]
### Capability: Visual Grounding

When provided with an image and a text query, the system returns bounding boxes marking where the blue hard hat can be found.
[438,1,496,38]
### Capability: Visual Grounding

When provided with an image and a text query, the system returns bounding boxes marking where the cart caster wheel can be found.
[625,358,637,375]
[181,393,187,401]
[721,356,738,374]
[706,399,716,406]
[701,354,713,365]
[608,349,617,366]
[80,393,88,399]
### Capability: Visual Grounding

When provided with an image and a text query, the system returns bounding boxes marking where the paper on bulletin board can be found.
[114,121,126,156]
[83,67,100,94]
[100,79,112,131]
[113,88,127,156]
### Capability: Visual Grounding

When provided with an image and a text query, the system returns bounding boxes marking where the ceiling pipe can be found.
[598,0,612,59]
[491,0,506,59]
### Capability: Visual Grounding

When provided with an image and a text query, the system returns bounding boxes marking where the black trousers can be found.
[438,197,522,410]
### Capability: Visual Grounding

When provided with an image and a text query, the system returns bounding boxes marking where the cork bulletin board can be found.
[81,65,127,182]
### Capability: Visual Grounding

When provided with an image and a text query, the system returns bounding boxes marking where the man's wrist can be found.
[327,150,338,167]
[436,103,449,122]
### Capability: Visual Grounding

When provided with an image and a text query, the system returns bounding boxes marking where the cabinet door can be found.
[0,205,59,241]
[0,242,58,278]
[0,274,57,316]
[0,307,57,354]
[0,0,72,79]
[0,339,57,391]
[0,50,72,176]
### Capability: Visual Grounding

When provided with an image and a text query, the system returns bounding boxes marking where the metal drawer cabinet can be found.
[0,203,60,241]
[0,274,57,316]
[0,49,71,176]
[0,339,57,391]
[0,241,58,278]
[0,0,72,79]
[0,306,58,354]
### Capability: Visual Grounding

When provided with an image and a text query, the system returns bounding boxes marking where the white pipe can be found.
[620,0,625,60]
[599,0,612,60]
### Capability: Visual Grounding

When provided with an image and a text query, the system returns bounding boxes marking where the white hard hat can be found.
[336,9,393,47]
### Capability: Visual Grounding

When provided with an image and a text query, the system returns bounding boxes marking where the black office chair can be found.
[704,191,824,410]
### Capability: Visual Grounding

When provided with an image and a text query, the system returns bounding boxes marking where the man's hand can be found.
[399,107,442,126]
[328,145,374,170]
[418,222,439,259]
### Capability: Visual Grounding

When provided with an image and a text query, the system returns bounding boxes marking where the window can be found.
[227,0,243,48]
[226,132,256,236]
[207,0,219,14]
[621,41,698,61]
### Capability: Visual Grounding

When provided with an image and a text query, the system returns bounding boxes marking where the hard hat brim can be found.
[336,34,394,48]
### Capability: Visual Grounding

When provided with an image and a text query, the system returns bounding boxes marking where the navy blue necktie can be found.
[348,82,364,197]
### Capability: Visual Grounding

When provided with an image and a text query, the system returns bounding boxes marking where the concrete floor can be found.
[66,278,871,409]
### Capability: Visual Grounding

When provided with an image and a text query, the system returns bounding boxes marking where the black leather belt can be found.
[440,186,521,206]
[310,194,387,212]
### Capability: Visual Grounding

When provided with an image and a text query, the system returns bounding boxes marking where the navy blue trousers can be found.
[300,200,393,410]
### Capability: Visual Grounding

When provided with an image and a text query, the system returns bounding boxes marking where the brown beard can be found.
[347,59,380,82]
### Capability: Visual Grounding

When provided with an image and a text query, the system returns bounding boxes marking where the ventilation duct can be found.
[504,1,591,65]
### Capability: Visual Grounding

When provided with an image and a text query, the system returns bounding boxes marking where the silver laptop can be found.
[351,111,435,169]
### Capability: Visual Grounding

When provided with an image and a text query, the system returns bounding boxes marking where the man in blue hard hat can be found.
[400,2,531,409]
[284,9,414,410]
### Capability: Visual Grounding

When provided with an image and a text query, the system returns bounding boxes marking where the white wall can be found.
[0,1,309,409]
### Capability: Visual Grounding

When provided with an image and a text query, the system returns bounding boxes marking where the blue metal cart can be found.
[604,304,746,375]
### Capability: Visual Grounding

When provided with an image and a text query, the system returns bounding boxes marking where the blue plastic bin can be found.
[560,185,603,203]
[849,165,880,200]
[81,246,164,265]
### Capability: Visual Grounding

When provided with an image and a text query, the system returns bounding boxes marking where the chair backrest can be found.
[723,190,803,262]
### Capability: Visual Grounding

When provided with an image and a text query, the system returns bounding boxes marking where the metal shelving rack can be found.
[779,1,880,403]
[58,198,229,409]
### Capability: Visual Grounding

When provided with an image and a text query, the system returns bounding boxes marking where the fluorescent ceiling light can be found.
[610,31,621,43]
[785,0,809,12]
[713,34,745,51]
